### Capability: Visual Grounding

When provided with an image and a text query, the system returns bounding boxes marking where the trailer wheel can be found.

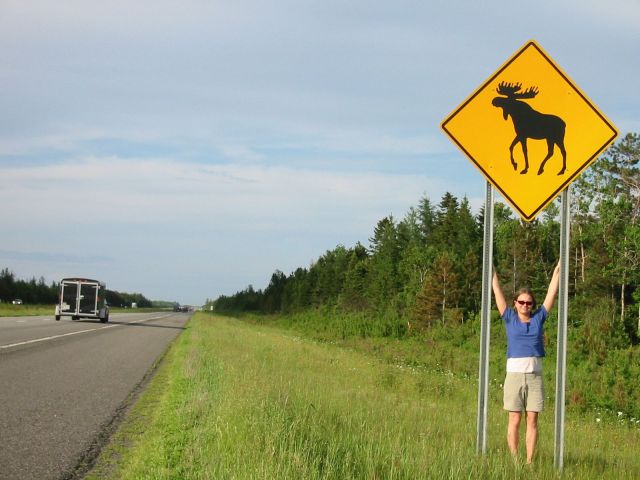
[55,315,61,321]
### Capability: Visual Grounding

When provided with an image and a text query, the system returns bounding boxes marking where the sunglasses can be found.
[516,300,533,306]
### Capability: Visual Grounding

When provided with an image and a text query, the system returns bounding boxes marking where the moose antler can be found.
[496,82,522,96]
[496,82,539,99]
[518,86,539,99]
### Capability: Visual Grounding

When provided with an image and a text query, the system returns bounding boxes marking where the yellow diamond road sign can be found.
[441,40,618,222]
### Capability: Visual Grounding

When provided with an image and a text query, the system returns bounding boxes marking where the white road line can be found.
[0,314,173,350]
[1,325,118,350]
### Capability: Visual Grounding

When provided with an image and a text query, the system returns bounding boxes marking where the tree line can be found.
[212,133,640,347]
[0,268,153,308]
[0,268,58,304]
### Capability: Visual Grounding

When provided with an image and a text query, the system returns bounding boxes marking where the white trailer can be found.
[55,278,109,322]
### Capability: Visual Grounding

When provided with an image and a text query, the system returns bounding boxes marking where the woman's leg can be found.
[507,411,522,456]
[525,411,538,463]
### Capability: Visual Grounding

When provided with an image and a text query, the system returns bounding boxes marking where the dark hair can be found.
[513,288,536,309]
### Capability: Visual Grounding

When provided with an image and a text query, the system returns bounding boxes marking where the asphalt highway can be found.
[0,311,190,480]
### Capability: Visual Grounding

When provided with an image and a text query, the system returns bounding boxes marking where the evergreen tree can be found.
[456,198,483,316]
[431,192,460,253]
[417,195,436,245]
[596,134,640,333]
[460,249,481,316]
[282,267,311,313]
[412,250,461,326]
[571,171,604,297]
[341,243,369,311]
[310,246,350,306]
[0,268,16,302]
[457,197,481,257]
[396,208,431,313]
[263,270,287,313]
[367,216,400,312]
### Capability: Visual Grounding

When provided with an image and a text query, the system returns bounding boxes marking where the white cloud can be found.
[560,0,640,31]
[218,145,265,163]
[0,156,453,231]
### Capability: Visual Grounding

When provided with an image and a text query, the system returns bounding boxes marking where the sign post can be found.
[441,40,617,467]
[554,188,571,469]
[476,180,494,454]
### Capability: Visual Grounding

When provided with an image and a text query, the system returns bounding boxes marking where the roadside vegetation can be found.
[0,304,178,317]
[0,303,54,317]
[88,313,639,479]
[208,133,640,420]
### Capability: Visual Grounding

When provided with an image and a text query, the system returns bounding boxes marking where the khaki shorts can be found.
[503,372,544,412]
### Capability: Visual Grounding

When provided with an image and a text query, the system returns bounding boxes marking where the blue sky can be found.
[1,1,638,305]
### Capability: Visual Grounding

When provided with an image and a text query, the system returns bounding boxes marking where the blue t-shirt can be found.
[503,306,547,358]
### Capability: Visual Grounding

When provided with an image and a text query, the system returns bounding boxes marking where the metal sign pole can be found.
[554,188,571,470]
[477,180,494,454]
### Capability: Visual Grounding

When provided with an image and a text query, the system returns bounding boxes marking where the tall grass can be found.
[0,303,54,316]
[0,304,165,317]
[88,313,640,479]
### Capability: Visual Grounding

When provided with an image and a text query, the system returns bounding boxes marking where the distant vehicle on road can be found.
[55,278,109,322]
[12,299,23,305]
[172,303,191,312]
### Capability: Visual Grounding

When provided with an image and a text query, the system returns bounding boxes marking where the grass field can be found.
[0,303,56,317]
[0,304,167,317]
[87,313,640,479]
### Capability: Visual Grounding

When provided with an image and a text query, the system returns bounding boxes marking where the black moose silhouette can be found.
[492,82,567,175]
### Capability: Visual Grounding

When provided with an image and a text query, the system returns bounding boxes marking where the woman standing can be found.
[492,264,560,464]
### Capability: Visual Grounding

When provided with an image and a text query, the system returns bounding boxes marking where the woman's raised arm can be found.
[543,263,561,312]
[492,271,508,316]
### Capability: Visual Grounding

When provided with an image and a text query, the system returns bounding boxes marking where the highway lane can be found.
[0,312,191,480]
